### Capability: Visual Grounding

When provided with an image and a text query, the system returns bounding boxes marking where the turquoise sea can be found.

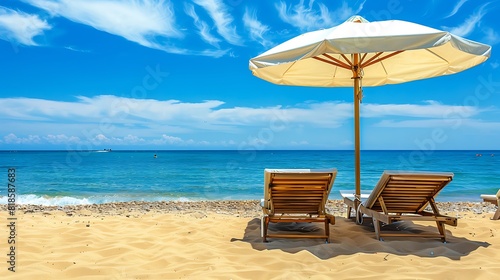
[1,150,498,206]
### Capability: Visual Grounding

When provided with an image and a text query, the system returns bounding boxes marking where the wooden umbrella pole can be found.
[353,53,361,202]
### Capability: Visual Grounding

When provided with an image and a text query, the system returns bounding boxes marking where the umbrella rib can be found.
[425,48,448,63]
[313,56,342,67]
[361,52,384,67]
[359,53,368,65]
[340,54,353,67]
[313,54,351,69]
[362,50,405,68]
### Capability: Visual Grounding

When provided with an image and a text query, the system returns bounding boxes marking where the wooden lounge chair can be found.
[342,171,457,242]
[261,168,337,242]
[480,189,500,220]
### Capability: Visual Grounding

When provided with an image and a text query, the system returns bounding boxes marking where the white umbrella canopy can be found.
[249,15,491,202]
[250,15,490,87]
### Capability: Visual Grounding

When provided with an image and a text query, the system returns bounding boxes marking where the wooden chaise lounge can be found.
[261,168,337,242]
[480,189,500,220]
[342,171,457,242]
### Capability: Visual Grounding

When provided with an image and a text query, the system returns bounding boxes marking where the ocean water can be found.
[0,150,498,206]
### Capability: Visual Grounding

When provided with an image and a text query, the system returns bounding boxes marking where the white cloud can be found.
[151,134,184,145]
[22,0,232,57]
[3,133,41,144]
[242,8,272,48]
[22,0,205,54]
[376,118,500,129]
[207,102,350,128]
[184,3,221,47]
[333,0,366,21]
[0,96,487,129]
[0,95,225,125]
[64,46,91,53]
[444,0,469,18]
[35,133,149,146]
[43,133,149,146]
[275,0,365,31]
[245,137,269,147]
[362,101,481,119]
[123,134,146,144]
[0,95,495,147]
[482,27,500,45]
[443,3,488,37]
[193,0,242,46]
[45,134,81,144]
[94,134,109,142]
[0,6,51,46]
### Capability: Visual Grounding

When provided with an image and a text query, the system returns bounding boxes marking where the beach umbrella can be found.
[249,15,491,205]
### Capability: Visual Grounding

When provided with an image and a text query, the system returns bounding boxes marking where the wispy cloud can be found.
[242,8,272,48]
[275,0,365,31]
[369,101,493,129]
[0,96,486,128]
[184,3,221,47]
[64,46,91,53]
[482,26,500,45]
[0,6,51,46]
[376,119,500,129]
[443,3,489,37]
[193,0,242,46]
[444,0,469,18]
[362,101,482,119]
[22,0,211,54]
[22,0,234,57]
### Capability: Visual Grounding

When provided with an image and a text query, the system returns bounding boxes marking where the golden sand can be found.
[1,200,500,279]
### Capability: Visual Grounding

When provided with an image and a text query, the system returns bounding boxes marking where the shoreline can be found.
[1,200,498,217]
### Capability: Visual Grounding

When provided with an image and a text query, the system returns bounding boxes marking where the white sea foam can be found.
[2,194,92,206]
[0,194,197,206]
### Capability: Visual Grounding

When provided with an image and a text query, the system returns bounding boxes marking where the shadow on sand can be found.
[230,217,490,260]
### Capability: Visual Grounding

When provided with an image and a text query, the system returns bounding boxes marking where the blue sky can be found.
[0,0,499,150]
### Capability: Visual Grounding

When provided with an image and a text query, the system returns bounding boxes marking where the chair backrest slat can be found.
[365,171,453,213]
[264,169,337,215]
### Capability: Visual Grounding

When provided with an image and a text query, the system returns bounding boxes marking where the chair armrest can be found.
[481,194,499,205]
[260,198,271,214]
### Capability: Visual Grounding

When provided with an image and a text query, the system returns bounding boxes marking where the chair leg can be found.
[493,208,500,220]
[262,216,269,242]
[436,221,446,242]
[372,218,382,241]
[325,219,330,243]
[346,206,352,219]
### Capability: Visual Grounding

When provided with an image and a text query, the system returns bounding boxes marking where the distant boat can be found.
[96,149,112,153]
